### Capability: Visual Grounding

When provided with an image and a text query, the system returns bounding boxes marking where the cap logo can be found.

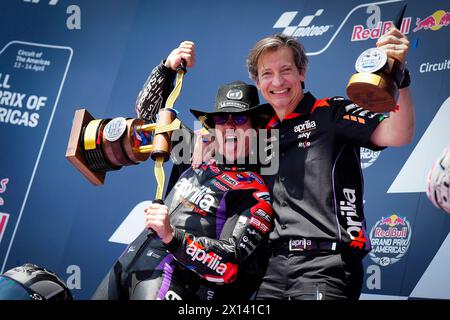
[226,89,243,100]
[219,101,248,109]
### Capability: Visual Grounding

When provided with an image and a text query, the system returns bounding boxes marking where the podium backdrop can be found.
[1,0,449,299]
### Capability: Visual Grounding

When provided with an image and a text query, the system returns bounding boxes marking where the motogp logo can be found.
[273,9,333,38]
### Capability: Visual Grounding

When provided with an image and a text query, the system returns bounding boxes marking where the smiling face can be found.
[214,114,254,163]
[256,46,305,120]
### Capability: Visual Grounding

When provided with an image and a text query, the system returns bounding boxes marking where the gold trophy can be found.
[66,60,186,238]
[65,62,186,191]
[65,109,181,186]
[66,59,187,239]
[346,5,407,113]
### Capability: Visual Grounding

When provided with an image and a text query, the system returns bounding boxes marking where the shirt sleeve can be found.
[135,60,177,122]
[331,96,387,151]
[164,186,273,284]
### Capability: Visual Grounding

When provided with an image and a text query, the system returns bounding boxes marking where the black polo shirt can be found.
[263,92,386,253]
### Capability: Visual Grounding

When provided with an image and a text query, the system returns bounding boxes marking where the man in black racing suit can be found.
[92,41,274,300]
[93,162,273,300]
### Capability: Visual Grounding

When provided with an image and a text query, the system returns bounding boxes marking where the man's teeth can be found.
[271,89,289,94]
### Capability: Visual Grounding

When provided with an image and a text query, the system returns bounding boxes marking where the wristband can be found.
[399,68,411,89]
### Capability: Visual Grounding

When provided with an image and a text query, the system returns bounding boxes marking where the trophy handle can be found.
[394,4,407,30]
[177,58,187,73]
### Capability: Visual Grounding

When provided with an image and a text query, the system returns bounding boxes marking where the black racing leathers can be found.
[135,60,176,123]
[93,164,273,300]
[92,60,273,300]
[135,60,193,193]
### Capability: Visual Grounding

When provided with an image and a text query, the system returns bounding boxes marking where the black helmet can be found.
[0,263,73,300]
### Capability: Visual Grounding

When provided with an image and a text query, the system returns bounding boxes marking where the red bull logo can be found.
[379,214,406,227]
[369,214,412,266]
[351,18,411,41]
[413,10,450,32]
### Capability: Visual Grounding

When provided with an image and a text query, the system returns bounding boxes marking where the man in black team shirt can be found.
[92,42,274,300]
[187,29,414,300]
[245,30,415,300]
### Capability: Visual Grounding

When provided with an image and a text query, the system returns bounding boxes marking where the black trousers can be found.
[255,249,364,300]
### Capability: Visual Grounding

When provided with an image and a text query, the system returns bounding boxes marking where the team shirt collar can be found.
[265,92,317,129]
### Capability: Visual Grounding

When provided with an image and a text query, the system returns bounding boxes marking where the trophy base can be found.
[347,72,399,113]
[66,109,106,185]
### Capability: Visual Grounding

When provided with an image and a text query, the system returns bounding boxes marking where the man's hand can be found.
[376,26,410,64]
[370,27,415,147]
[164,41,196,70]
[144,203,174,244]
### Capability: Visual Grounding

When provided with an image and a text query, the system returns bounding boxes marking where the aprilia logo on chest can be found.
[174,178,216,211]
[294,120,317,148]
[294,120,316,133]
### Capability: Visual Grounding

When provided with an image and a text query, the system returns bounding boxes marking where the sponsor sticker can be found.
[185,243,228,276]
[249,216,270,234]
[219,174,238,187]
[174,178,216,212]
[253,208,272,223]
[210,179,229,192]
[355,48,387,73]
[104,117,127,142]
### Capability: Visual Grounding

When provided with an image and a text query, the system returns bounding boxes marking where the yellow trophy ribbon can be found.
[152,61,186,202]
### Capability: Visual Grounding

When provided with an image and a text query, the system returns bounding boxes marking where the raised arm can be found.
[135,41,195,122]
[370,27,415,147]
